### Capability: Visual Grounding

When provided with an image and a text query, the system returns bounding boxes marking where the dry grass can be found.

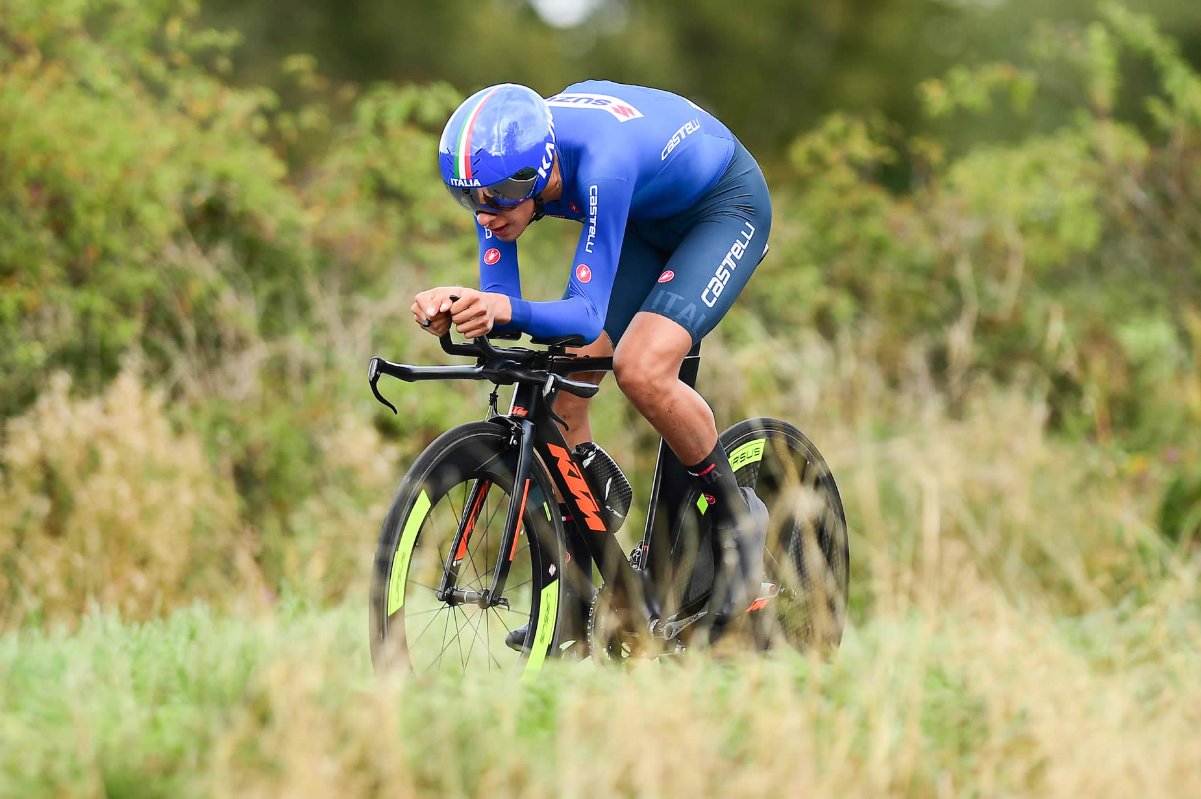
[0,368,252,628]
[2,352,1199,796]
[2,577,1197,797]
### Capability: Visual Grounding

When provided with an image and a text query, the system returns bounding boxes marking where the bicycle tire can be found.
[669,418,850,651]
[369,421,568,676]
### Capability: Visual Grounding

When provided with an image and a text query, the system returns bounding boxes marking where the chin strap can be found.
[531,194,546,222]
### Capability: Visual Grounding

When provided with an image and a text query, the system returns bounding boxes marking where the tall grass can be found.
[2,363,1199,797]
[0,361,404,629]
[3,582,1198,798]
[0,369,250,628]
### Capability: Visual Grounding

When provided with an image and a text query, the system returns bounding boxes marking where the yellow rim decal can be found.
[522,578,560,679]
[387,490,431,615]
[696,438,767,513]
[729,439,766,470]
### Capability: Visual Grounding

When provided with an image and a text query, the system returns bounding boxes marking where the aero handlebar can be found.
[368,334,603,414]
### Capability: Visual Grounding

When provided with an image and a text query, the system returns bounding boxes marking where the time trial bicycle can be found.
[367,332,848,677]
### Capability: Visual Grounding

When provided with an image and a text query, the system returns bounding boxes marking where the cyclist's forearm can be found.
[507,296,604,342]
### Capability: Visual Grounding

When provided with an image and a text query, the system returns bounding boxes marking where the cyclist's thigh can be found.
[641,144,772,344]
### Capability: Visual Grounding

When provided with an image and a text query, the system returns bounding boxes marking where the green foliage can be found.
[302,80,465,278]
[196,0,1201,160]
[0,0,307,417]
[3,1,1201,629]
[754,5,1201,433]
[920,63,1038,120]
[0,0,468,619]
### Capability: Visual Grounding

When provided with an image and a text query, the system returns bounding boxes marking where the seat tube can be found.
[488,416,536,600]
[634,340,703,609]
[640,340,702,545]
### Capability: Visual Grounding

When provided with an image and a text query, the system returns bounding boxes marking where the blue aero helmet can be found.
[438,84,556,216]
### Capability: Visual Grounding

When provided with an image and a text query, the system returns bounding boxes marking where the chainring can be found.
[586,584,652,662]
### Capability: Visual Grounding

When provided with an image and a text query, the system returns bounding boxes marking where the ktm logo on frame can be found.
[545,443,606,532]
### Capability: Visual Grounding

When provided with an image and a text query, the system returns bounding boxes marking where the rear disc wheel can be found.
[669,418,849,652]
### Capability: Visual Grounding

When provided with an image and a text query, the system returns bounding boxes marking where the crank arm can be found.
[656,609,709,640]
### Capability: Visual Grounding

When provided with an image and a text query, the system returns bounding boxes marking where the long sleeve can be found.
[506,176,632,342]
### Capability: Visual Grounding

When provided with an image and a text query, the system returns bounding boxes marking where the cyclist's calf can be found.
[553,374,605,449]
[553,333,615,448]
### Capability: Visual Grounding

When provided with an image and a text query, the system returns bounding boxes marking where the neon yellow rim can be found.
[387,490,431,615]
[522,578,561,679]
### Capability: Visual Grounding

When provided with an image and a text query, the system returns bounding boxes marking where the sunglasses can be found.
[446,167,539,214]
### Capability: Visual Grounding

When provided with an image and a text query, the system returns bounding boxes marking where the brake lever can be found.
[368,356,398,415]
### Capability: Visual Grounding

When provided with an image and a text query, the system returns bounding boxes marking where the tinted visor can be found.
[446,168,540,214]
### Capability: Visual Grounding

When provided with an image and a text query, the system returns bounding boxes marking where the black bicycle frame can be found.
[369,335,704,630]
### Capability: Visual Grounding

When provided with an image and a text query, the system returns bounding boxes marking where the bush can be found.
[0,367,251,628]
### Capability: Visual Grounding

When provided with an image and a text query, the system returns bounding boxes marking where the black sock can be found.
[685,441,745,528]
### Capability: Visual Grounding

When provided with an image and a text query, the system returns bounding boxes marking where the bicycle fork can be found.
[435,416,537,609]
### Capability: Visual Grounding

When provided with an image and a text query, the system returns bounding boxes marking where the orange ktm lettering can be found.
[546,443,606,532]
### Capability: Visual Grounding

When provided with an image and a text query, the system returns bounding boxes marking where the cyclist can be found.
[412,81,770,643]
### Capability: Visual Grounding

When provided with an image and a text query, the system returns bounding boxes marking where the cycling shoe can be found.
[710,486,769,626]
[505,623,528,652]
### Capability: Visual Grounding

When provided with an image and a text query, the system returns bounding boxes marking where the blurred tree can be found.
[199,0,1201,162]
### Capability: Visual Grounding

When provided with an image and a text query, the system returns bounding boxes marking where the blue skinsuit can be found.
[477,80,771,344]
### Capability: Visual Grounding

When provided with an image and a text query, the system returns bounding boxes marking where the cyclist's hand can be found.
[412,287,461,336]
[450,290,512,339]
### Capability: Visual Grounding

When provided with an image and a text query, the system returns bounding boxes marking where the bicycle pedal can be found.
[657,640,688,658]
[746,582,779,613]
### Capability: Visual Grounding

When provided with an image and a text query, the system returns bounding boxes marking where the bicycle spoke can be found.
[448,482,466,526]
[487,599,494,667]
[487,644,506,671]
[460,606,493,671]
[414,608,451,673]
[453,606,469,670]
[409,605,454,650]
[437,605,454,670]
[486,610,514,670]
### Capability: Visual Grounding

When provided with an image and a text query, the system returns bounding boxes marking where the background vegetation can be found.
[2,0,1200,795]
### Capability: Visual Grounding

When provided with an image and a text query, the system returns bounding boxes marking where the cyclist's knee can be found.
[613,347,673,402]
[613,314,691,403]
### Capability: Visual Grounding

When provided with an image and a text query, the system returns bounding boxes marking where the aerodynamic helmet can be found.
[438,84,556,215]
